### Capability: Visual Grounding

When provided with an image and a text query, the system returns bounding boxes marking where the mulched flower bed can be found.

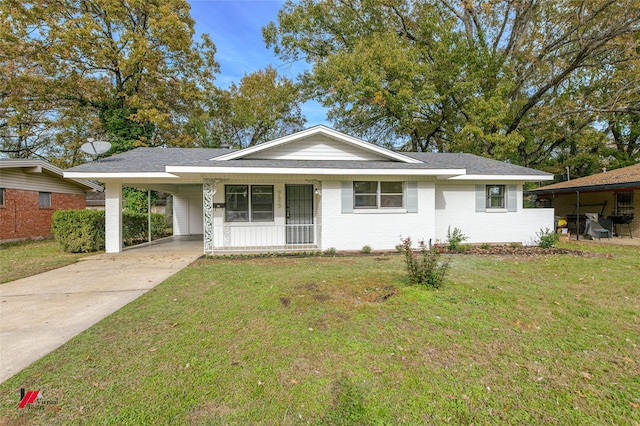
[436,245,609,257]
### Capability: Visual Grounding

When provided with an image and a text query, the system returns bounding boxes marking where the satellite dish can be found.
[81,138,111,161]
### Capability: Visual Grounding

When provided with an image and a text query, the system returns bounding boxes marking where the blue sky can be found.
[188,0,329,125]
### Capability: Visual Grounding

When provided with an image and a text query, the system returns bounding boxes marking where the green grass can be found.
[0,242,638,424]
[0,239,91,284]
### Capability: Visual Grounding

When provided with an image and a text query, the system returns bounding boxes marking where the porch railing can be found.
[208,224,320,253]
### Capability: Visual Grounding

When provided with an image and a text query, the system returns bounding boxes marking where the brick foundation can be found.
[0,189,86,241]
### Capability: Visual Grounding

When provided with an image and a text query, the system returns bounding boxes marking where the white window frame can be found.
[486,185,505,209]
[224,185,274,223]
[353,181,404,210]
[476,184,517,213]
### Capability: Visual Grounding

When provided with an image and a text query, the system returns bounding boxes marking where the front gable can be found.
[211,125,421,164]
[243,134,389,161]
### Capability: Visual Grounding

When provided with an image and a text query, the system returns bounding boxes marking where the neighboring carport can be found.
[526,164,640,238]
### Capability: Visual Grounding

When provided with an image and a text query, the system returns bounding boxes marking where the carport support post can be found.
[105,182,123,253]
[576,190,580,241]
[148,190,152,243]
[203,178,215,254]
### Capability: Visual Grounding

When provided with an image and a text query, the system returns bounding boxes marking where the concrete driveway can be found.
[0,237,202,383]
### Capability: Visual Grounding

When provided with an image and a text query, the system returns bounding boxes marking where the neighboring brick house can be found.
[0,160,102,242]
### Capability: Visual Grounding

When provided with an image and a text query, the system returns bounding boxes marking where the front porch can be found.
[206,223,321,254]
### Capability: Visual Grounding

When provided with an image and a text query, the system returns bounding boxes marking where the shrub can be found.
[446,226,468,252]
[324,247,336,256]
[52,210,105,253]
[361,245,372,254]
[400,237,450,289]
[536,228,560,249]
[480,243,491,249]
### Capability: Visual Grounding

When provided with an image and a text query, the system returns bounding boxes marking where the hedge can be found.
[52,210,171,253]
[52,210,106,253]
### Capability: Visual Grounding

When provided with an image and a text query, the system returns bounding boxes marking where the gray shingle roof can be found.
[402,153,550,176]
[65,147,550,177]
[66,148,232,173]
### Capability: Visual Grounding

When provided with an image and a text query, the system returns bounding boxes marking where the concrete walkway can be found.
[0,237,203,384]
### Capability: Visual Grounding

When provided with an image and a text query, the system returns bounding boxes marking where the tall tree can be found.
[264,0,640,172]
[1,0,218,162]
[203,66,305,149]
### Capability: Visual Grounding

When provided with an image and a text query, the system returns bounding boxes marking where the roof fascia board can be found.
[1,160,58,175]
[64,172,179,179]
[166,165,466,177]
[210,126,422,164]
[445,174,553,181]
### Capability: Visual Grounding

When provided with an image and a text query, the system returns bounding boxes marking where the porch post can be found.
[203,178,215,254]
[104,181,123,253]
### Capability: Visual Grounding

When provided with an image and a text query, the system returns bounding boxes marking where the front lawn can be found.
[0,243,638,424]
[0,239,91,284]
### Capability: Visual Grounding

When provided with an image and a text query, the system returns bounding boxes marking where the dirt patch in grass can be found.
[292,281,397,306]
[189,401,235,423]
[313,294,332,302]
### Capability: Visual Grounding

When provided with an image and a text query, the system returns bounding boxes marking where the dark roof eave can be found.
[526,182,640,195]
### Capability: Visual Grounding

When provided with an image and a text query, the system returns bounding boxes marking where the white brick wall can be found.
[173,178,554,251]
[434,182,554,245]
[320,180,554,250]
[320,180,436,251]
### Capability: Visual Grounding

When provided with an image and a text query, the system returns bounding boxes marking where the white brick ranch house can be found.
[64,126,554,254]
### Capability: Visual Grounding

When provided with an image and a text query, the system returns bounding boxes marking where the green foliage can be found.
[122,213,171,246]
[361,245,372,254]
[52,210,170,252]
[446,226,468,252]
[401,237,450,289]
[122,187,159,214]
[52,210,105,253]
[1,0,218,163]
[98,100,156,154]
[536,228,561,249]
[265,0,640,168]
